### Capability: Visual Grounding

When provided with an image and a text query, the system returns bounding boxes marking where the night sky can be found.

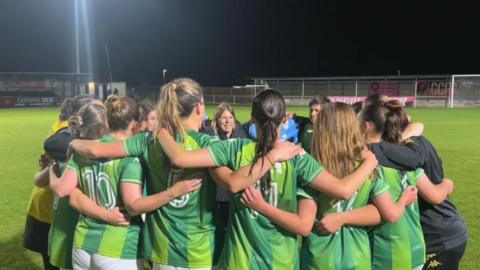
[0,0,478,86]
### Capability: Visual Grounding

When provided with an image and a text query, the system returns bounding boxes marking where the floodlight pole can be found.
[162,69,167,84]
[105,44,113,87]
[74,0,80,94]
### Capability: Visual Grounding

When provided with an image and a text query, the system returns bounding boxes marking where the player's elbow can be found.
[124,204,142,217]
[336,187,354,201]
[88,147,104,159]
[422,193,445,205]
[54,188,70,198]
[33,175,47,187]
[51,182,73,198]
[225,182,243,193]
[382,212,401,223]
[298,225,312,237]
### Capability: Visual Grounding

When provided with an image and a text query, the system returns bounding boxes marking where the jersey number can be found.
[83,169,116,210]
[250,182,278,219]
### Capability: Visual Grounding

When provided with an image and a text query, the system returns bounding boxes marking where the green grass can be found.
[1,106,479,269]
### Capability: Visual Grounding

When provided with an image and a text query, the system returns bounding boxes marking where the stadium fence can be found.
[204,75,480,108]
[3,73,480,108]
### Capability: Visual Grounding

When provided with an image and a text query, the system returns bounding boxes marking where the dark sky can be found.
[0,0,478,86]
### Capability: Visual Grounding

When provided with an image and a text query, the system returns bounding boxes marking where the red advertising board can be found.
[416,81,450,97]
[0,80,47,91]
[369,81,400,96]
[328,96,414,106]
[0,97,16,108]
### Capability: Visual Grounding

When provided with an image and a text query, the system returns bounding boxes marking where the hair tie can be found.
[77,115,83,127]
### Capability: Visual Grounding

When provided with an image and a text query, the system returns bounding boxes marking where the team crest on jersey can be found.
[170,194,190,208]
[167,168,191,208]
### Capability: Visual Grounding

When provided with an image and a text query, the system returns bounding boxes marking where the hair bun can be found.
[68,115,83,128]
[106,95,123,112]
[384,100,402,112]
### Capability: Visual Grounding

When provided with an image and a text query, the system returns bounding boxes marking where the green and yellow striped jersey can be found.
[299,168,389,270]
[123,131,219,268]
[369,167,426,270]
[48,162,78,269]
[207,138,323,270]
[67,136,143,259]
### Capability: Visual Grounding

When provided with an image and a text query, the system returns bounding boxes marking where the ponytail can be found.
[382,100,409,143]
[359,104,387,134]
[249,89,285,176]
[156,78,203,141]
[68,103,108,139]
[157,82,185,138]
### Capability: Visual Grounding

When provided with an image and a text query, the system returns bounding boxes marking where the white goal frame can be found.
[450,74,480,108]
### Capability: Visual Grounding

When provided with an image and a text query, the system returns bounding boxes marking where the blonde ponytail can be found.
[156,78,204,141]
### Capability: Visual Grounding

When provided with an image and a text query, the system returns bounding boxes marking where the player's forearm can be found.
[69,188,110,221]
[416,175,453,204]
[255,202,312,236]
[156,128,215,168]
[338,204,382,226]
[33,166,50,187]
[381,201,406,223]
[227,155,274,193]
[310,159,376,200]
[124,191,176,216]
[420,181,450,204]
[49,169,75,197]
[70,139,126,159]
[339,160,378,199]
[402,122,424,140]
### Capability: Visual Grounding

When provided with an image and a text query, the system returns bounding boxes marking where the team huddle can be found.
[24,78,467,270]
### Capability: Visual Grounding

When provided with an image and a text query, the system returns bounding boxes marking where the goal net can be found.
[450,75,480,107]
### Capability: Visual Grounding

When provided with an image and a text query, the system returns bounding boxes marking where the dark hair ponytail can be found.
[383,100,409,143]
[249,89,285,176]
[359,104,387,134]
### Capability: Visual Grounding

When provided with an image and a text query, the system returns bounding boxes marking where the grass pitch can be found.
[0,106,479,269]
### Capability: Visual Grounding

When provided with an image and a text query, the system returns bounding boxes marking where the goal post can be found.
[450,74,480,108]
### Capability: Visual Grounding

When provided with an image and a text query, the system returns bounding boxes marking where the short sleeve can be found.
[370,169,390,197]
[120,157,143,185]
[294,152,323,186]
[297,186,318,201]
[192,132,220,147]
[207,138,249,167]
[413,168,425,183]
[123,132,150,157]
